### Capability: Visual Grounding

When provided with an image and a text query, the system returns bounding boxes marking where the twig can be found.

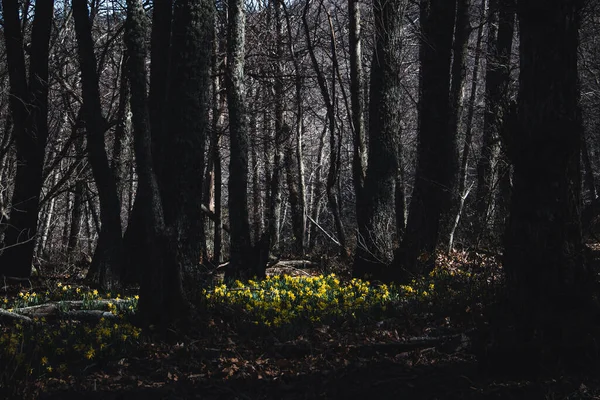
[306,215,341,247]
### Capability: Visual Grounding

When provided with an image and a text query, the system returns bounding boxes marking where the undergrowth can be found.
[0,252,500,397]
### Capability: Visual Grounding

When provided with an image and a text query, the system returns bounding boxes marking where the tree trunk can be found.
[447,0,486,252]
[0,0,54,278]
[73,0,124,290]
[149,0,173,186]
[307,127,327,250]
[393,0,457,280]
[282,1,307,251]
[303,0,347,258]
[353,0,406,278]
[266,0,285,255]
[285,138,304,255]
[348,0,367,204]
[501,0,596,372]
[111,52,131,213]
[441,0,470,243]
[163,0,213,274]
[125,0,187,331]
[122,0,173,285]
[582,133,597,202]
[225,0,261,280]
[475,0,515,241]
[211,16,225,264]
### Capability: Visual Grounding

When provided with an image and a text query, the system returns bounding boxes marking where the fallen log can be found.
[0,299,133,323]
[270,260,319,268]
[0,308,33,324]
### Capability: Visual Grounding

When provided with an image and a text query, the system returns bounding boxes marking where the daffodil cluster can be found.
[0,285,141,380]
[204,274,409,327]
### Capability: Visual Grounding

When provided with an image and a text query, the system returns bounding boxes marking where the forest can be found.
[1,0,600,398]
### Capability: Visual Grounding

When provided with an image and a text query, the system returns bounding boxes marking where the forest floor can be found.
[3,253,600,400]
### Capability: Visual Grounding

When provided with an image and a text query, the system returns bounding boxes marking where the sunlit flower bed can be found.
[203,274,434,327]
[0,269,467,383]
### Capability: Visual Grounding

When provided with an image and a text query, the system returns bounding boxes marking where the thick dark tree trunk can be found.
[393,0,457,280]
[122,0,173,285]
[501,0,596,372]
[73,0,124,290]
[353,0,405,279]
[226,0,262,280]
[0,0,54,278]
[162,0,213,274]
[475,0,515,242]
[125,0,186,331]
[149,0,173,185]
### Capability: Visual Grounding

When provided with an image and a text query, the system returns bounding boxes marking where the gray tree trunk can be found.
[353,0,406,278]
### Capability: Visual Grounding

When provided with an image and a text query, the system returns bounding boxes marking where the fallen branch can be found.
[306,215,341,247]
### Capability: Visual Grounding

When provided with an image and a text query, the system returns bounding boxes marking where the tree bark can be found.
[348,0,367,203]
[111,52,131,213]
[501,0,595,371]
[73,0,124,290]
[447,0,486,252]
[285,135,304,255]
[149,0,173,185]
[302,0,347,258]
[353,0,406,278]
[475,0,515,240]
[211,14,225,264]
[0,0,54,278]
[442,0,470,243]
[226,0,261,279]
[122,0,173,285]
[582,133,597,202]
[266,0,285,255]
[163,0,213,274]
[393,0,457,280]
[124,0,187,331]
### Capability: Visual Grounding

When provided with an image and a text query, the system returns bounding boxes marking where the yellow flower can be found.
[85,347,95,360]
[93,289,99,296]
[46,366,53,373]
[41,356,48,365]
